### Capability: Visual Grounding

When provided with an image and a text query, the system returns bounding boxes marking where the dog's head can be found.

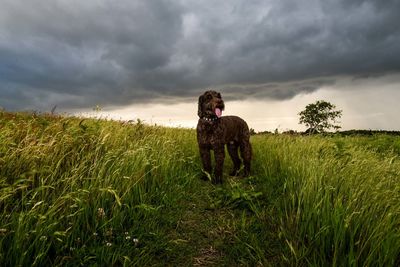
[198,90,225,119]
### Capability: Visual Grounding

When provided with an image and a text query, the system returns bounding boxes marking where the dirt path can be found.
[173,181,233,266]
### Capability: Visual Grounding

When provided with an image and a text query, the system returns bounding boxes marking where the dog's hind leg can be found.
[227,142,241,176]
[240,141,252,177]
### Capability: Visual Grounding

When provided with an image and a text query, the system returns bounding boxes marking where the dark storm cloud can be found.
[0,0,399,110]
[216,78,337,102]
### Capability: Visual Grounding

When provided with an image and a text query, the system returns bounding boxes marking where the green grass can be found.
[1,111,399,266]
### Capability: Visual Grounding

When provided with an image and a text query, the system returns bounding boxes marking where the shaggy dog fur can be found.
[197,90,252,184]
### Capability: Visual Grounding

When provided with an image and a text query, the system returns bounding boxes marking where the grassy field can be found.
[1,111,399,266]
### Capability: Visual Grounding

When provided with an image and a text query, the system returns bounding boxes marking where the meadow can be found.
[0,111,399,266]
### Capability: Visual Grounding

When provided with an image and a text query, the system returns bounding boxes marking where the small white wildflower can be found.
[133,238,139,246]
[93,232,98,236]
[125,236,131,240]
[106,242,112,247]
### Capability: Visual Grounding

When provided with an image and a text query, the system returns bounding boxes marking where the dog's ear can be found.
[198,95,205,118]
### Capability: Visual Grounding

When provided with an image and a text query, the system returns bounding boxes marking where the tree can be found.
[298,100,342,134]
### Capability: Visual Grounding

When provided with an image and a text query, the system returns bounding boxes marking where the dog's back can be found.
[219,116,250,144]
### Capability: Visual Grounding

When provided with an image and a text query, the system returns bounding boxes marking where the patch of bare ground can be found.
[172,186,237,266]
[193,246,221,266]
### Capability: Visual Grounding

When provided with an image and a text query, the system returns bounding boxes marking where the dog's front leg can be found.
[213,145,225,184]
[199,146,212,180]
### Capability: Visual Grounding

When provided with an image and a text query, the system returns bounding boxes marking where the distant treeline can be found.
[336,130,400,136]
[256,129,400,136]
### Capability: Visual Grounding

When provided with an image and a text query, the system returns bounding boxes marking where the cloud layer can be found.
[0,0,399,110]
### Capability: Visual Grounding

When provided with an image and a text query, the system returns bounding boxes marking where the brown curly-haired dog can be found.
[197,90,252,184]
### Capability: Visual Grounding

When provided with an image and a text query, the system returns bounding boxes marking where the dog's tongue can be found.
[215,108,222,118]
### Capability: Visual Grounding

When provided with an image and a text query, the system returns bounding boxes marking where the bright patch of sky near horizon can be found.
[79,74,400,132]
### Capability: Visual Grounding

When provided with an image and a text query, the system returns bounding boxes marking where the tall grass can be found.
[253,135,400,266]
[0,112,199,266]
[1,111,399,266]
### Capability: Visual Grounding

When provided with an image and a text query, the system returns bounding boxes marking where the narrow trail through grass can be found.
[175,181,225,266]
[167,170,286,266]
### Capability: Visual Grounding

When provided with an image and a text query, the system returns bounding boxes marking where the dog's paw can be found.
[229,169,240,176]
[200,175,209,181]
[212,179,223,185]
[212,175,223,184]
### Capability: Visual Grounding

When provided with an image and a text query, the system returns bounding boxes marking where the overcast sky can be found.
[1,0,399,131]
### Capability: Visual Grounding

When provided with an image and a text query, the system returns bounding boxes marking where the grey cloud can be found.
[215,78,336,102]
[0,0,399,111]
[0,0,183,110]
